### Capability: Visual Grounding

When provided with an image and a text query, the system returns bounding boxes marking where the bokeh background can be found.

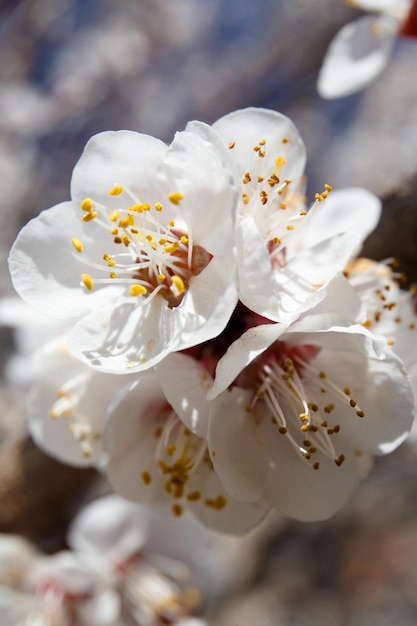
[1,1,417,624]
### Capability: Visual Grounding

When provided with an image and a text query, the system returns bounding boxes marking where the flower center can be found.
[140,409,227,518]
[229,137,333,268]
[247,346,366,471]
[71,185,212,308]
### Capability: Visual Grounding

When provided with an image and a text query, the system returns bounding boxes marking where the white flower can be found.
[28,334,136,467]
[104,355,269,534]
[207,309,414,522]
[67,495,212,625]
[344,257,417,368]
[8,123,238,373]
[317,0,416,98]
[208,107,381,323]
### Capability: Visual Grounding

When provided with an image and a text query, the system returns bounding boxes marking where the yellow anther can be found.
[111,227,119,235]
[146,234,153,242]
[356,410,365,418]
[109,210,120,222]
[164,242,179,254]
[168,192,183,205]
[272,237,281,244]
[300,425,308,432]
[259,139,266,146]
[141,471,152,485]
[171,275,185,294]
[81,273,94,291]
[80,198,93,212]
[187,491,201,501]
[166,444,176,456]
[253,145,260,152]
[154,202,163,211]
[299,209,307,216]
[142,203,150,211]
[109,272,117,279]
[172,503,183,517]
[344,387,351,395]
[204,495,227,510]
[158,238,167,245]
[281,137,289,143]
[82,211,98,222]
[258,176,264,182]
[299,413,309,422]
[321,191,328,199]
[180,235,188,244]
[158,273,166,281]
[122,235,130,247]
[279,203,287,209]
[287,224,295,231]
[129,204,144,213]
[242,193,249,204]
[274,155,286,173]
[387,339,394,345]
[228,141,235,149]
[107,259,115,267]
[71,238,83,253]
[108,184,124,196]
[324,183,333,191]
[119,215,135,228]
[129,284,147,297]
[168,219,175,227]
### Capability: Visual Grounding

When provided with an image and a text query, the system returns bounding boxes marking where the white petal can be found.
[349,0,410,18]
[317,15,397,98]
[209,323,288,399]
[8,202,124,320]
[186,461,270,534]
[156,354,212,438]
[67,495,149,562]
[167,123,238,243]
[68,297,184,373]
[311,341,415,454]
[208,388,269,503]
[236,214,277,315]
[301,188,381,252]
[305,274,363,321]
[258,417,361,521]
[71,130,168,210]
[212,107,306,190]
[104,375,169,503]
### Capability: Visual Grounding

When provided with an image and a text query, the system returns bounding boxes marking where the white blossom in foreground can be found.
[207,108,381,323]
[104,356,269,534]
[8,123,238,373]
[207,307,414,522]
[317,0,417,98]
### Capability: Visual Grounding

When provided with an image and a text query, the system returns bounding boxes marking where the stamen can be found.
[71,238,83,253]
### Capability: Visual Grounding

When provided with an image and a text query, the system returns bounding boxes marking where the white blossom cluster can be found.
[0,494,210,626]
[7,106,417,534]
